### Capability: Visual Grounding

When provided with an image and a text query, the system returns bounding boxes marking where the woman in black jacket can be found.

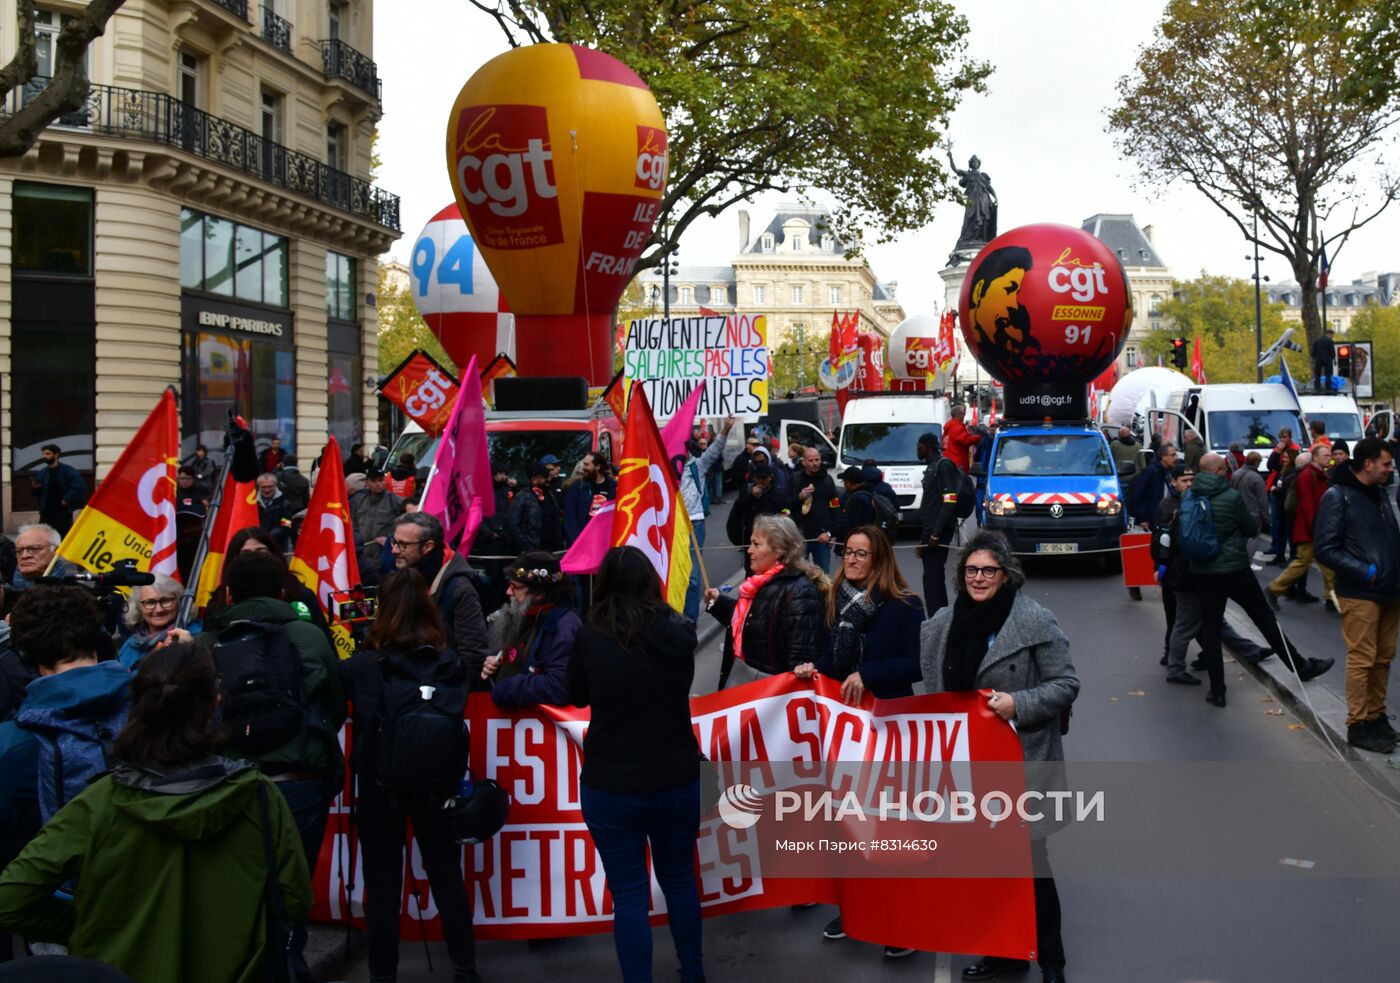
[705,513,827,688]
[342,569,478,983]
[567,546,705,983]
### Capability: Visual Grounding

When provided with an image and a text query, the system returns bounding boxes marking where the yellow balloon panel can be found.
[446,44,667,318]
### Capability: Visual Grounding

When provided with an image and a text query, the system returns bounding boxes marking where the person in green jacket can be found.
[0,644,311,983]
[1189,454,1333,707]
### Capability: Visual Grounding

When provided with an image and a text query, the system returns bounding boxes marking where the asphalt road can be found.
[343,510,1400,983]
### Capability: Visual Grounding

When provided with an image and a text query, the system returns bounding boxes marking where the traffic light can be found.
[1170,337,1188,369]
[1336,343,1352,379]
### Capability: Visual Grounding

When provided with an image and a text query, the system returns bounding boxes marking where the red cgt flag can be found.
[56,389,180,578]
[290,436,361,660]
[1190,336,1207,384]
[193,472,260,608]
[380,350,460,436]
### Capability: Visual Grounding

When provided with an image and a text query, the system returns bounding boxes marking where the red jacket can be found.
[942,418,982,472]
[1293,463,1329,544]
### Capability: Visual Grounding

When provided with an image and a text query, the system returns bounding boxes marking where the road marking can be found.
[935,951,952,983]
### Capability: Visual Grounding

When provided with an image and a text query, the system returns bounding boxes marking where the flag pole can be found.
[177,410,237,628]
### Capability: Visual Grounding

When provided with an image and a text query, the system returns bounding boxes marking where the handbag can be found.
[256,783,298,983]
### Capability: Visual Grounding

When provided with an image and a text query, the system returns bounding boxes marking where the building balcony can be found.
[261,7,292,51]
[319,39,381,102]
[209,0,248,18]
[2,78,400,230]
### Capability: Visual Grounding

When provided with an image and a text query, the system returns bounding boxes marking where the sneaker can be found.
[1348,719,1398,754]
[1128,586,1143,601]
[1166,673,1202,686]
[823,916,846,940]
[1266,591,1281,612]
[1297,656,1334,682]
[884,946,916,959]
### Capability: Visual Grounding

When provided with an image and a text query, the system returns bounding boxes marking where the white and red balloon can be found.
[409,202,514,372]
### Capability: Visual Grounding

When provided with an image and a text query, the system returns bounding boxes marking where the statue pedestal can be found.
[939,264,981,386]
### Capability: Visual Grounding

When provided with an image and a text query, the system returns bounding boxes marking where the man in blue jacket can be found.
[562,453,616,546]
[29,445,87,537]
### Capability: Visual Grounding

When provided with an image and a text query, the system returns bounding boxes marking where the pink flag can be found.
[562,381,707,575]
[421,356,494,552]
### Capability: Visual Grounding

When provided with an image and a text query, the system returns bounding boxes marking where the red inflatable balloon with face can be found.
[958,224,1132,385]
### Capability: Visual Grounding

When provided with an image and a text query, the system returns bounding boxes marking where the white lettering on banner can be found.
[404,368,455,417]
[456,138,557,219]
[136,462,178,575]
[1047,265,1108,303]
[623,314,770,422]
[196,309,286,337]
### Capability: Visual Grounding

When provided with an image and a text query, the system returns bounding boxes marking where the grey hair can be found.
[751,514,825,583]
[394,509,443,547]
[124,573,183,629]
[257,472,278,484]
[956,530,1026,593]
[16,523,61,548]
[1158,443,1177,456]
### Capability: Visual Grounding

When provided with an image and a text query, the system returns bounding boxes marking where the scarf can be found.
[731,563,784,663]
[944,584,1018,692]
[830,580,882,678]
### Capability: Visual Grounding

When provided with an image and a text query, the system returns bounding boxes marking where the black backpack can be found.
[211,620,309,757]
[955,467,977,520]
[861,490,900,539]
[370,647,470,795]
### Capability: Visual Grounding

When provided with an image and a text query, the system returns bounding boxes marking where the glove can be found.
[1157,565,1167,583]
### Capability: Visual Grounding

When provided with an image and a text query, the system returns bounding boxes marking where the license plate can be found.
[1036,543,1079,554]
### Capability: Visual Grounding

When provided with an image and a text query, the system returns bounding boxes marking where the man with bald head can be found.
[1188,454,1333,707]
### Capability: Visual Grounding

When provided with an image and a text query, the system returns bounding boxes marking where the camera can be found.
[332,585,378,623]
[34,558,156,595]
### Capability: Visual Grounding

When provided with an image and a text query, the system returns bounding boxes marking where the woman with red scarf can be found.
[704,514,827,689]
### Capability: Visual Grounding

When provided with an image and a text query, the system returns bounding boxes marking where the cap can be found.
[1169,463,1192,478]
[861,465,883,484]
[527,461,549,478]
[918,431,940,449]
[1333,439,1350,455]
[365,465,386,480]
[750,446,771,460]
[509,550,562,585]
[540,454,560,466]
[839,466,867,483]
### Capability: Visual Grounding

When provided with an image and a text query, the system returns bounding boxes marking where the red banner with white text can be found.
[311,674,1037,959]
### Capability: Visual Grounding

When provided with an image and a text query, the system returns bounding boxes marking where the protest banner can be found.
[379,350,460,436]
[311,673,1037,959]
[623,314,768,420]
[420,356,493,551]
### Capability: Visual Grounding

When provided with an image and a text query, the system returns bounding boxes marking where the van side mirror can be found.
[969,463,986,478]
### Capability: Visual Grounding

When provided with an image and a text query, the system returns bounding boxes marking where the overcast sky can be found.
[373,1,1400,319]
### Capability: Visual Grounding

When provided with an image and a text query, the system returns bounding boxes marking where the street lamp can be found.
[1247,211,1269,384]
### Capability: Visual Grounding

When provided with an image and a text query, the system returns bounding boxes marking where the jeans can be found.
[1196,568,1303,692]
[707,469,724,504]
[1338,597,1400,727]
[581,780,705,983]
[684,519,706,622]
[358,787,476,981]
[1165,587,1267,676]
[807,541,831,573]
[921,543,951,618]
[273,778,334,980]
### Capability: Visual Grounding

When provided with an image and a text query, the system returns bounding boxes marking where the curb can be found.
[306,924,366,982]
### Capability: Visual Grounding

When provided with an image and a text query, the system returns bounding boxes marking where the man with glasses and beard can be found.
[481,551,579,708]
[391,512,489,684]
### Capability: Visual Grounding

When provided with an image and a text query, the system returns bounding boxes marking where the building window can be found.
[13,182,92,275]
[181,208,288,307]
[35,10,79,78]
[791,285,805,304]
[1149,294,1162,317]
[326,252,356,320]
[178,51,202,107]
[1126,346,1139,368]
[328,0,343,39]
[709,285,726,305]
[791,233,805,251]
[260,89,283,144]
[679,286,693,304]
[821,234,834,252]
[326,122,348,172]
[761,233,774,252]
[753,284,766,305]
[185,332,296,456]
[829,285,842,306]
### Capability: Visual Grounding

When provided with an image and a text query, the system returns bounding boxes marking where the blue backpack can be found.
[1177,489,1221,562]
[19,692,128,823]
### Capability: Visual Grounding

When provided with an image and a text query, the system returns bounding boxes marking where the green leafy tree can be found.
[0,0,127,157]
[1346,306,1400,400]
[376,265,456,377]
[467,0,990,269]
[1108,0,1400,349]
[1139,274,1290,383]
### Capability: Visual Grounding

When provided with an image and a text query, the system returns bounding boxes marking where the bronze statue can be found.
[947,147,997,264]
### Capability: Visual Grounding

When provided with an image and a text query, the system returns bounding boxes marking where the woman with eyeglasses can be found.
[792,525,924,956]
[919,530,1078,983]
[118,575,192,670]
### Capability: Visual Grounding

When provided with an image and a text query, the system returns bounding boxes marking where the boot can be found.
[1296,657,1334,681]
[1374,715,1400,743]
[1348,719,1398,754]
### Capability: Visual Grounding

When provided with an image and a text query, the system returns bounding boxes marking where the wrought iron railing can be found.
[3,78,401,230]
[209,0,248,18]
[319,39,381,102]
[262,7,292,51]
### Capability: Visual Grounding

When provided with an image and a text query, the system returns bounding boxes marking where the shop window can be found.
[327,351,363,452]
[326,251,356,321]
[180,208,288,307]
[14,182,92,275]
[185,331,296,454]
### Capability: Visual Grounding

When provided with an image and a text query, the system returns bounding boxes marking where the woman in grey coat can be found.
[920,530,1078,983]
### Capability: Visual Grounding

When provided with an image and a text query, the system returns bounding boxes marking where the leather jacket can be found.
[1313,466,1400,602]
[709,567,825,676]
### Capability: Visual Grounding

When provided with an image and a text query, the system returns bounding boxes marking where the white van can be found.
[1299,393,1364,442]
[1150,384,1306,466]
[782,393,951,522]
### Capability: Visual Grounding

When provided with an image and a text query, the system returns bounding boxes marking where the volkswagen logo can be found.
[1049,503,1065,518]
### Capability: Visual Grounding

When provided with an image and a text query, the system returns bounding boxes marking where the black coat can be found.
[834,488,878,541]
[567,610,700,793]
[1130,460,1170,526]
[708,567,825,677]
[790,471,837,540]
[1313,466,1400,602]
[815,593,925,699]
[278,468,310,513]
[1310,334,1335,366]
[725,482,786,546]
[919,455,961,541]
[1152,491,1192,591]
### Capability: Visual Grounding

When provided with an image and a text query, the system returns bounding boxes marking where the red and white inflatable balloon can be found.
[409,203,514,372]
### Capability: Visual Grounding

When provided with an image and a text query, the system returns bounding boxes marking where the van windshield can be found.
[1306,412,1362,441]
[841,423,938,466]
[1206,410,1304,450]
[994,434,1112,477]
[389,430,439,470]
[487,431,594,484]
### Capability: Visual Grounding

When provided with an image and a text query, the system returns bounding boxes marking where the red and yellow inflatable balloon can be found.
[446,44,667,384]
